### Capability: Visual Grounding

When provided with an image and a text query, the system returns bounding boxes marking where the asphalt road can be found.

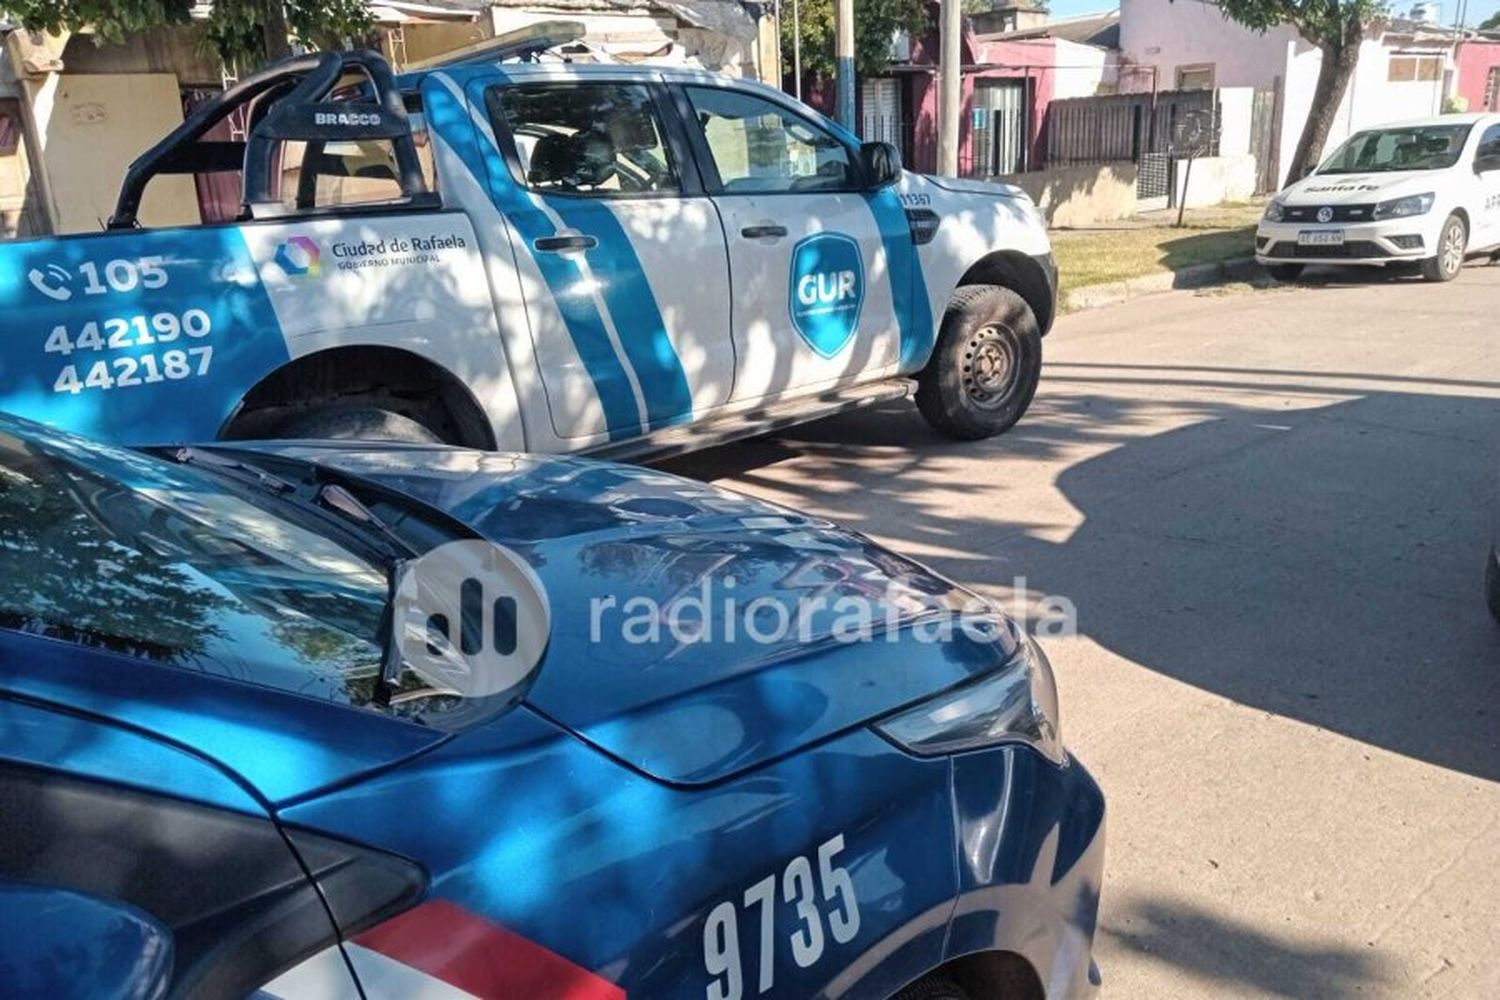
[664,265,1500,999]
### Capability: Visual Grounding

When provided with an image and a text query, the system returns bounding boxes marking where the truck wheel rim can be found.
[963,325,1017,410]
[1443,222,1465,275]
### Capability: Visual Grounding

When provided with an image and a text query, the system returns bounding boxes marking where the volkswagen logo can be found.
[1316,206,1334,223]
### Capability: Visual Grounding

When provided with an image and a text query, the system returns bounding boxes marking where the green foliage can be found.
[1214,0,1385,45]
[781,0,929,80]
[5,0,373,70]
[1481,11,1500,30]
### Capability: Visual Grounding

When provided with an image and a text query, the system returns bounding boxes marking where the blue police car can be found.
[0,414,1105,999]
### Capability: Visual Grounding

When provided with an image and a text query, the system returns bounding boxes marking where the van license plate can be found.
[1297,230,1345,246]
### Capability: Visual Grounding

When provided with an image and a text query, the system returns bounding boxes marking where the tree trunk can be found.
[261,1,293,64]
[1285,26,1363,182]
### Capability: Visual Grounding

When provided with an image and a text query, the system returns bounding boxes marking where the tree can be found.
[782,0,929,81]
[1481,11,1500,31]
[1216,0,1387,182]
[6,0,373,71]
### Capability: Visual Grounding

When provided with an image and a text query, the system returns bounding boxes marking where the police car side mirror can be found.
[1476,153,1500,174]
[860,141,902,189]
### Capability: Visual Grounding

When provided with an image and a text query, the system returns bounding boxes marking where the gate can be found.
[971,79,1028,176]
[1249,82,1282,193]
[1044,88,1219,206]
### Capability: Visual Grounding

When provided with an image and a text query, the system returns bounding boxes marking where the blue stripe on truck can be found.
[425,75,643,441]
[862,187,935,373]
[0,226,289,446]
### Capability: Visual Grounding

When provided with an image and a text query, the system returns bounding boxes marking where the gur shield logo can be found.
[789,232,864,358]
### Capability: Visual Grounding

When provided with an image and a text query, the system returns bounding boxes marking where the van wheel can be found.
[1421,214,1466,282]
[916,285,1041,440]
[1265,263,1304,282]
[276,406,444,444]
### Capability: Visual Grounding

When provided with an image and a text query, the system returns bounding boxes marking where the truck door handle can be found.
[740,224,788,239]
[534,234,598,253]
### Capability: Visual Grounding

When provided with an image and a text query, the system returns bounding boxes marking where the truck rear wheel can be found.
[916,284,1041,441]
[276,406,444,444]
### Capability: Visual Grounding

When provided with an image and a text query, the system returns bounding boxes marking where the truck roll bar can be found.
[108,49,434,230]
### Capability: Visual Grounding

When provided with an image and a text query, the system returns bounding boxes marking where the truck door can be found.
[677,84,903,403]
[473,75,734,444]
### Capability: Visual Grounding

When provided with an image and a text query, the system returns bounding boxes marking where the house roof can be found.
[980,8,1119,48]
[486,0,758,42]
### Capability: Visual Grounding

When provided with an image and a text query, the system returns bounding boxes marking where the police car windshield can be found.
[1317,124,1472,174]
[0,420,469,725]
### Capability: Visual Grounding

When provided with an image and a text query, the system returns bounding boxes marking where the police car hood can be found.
[1281,169,1442,205]
[265,443,1024,785]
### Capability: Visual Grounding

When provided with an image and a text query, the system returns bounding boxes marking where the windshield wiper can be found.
[171,446,298,493]
[313,483,416,708]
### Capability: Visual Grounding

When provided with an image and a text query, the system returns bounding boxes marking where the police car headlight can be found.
[1373,192,1435,220]
[874,635,1065,764]
[1263,199,1285,223]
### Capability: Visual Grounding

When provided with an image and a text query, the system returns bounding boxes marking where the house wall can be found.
[23,72,200,233]
[1455,40,1500,112]
[995,160,1138,225]
[1121,0,1459,187]
[1051,38,1115,99]
[1119,0,1299,91]
[1173,153,1257,207]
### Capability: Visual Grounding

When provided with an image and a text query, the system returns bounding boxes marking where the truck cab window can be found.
[684,87,853,194]
[491,83,678,197]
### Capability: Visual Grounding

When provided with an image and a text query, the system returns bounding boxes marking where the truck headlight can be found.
[1373,192,1434,220]
[874,635,1065,764]
[1263,199,1285,223]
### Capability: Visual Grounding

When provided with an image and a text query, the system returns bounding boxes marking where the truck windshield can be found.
[0,419,466,725]
[1317,124,1472,174]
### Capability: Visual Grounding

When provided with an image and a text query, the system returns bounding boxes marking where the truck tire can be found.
[1487,546,1500,625]
[891,975,970,1000]
[916,284,1041,441]
[1265,263,1304,282]
[277,406,444,444]
[1421,213,1466,282]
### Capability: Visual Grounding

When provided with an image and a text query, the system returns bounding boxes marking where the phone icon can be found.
[28,264,73,302]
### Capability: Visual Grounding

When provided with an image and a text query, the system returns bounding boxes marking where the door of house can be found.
[972,80,1027,177]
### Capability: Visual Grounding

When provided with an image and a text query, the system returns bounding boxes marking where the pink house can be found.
[795,8,1117,176]
[1455,38,1500,113]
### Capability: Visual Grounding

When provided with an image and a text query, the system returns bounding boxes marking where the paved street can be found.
[665,266,1500,998]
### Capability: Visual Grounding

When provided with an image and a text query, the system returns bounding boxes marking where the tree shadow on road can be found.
[1102,893,1395,999]
[663,366,1500,783]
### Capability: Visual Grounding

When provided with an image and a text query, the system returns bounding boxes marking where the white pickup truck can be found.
[0,26,1058,460]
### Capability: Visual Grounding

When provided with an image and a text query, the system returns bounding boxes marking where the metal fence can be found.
[1045,89,1219,166]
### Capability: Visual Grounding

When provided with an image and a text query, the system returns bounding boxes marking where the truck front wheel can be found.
[916,285,1042,440]
[276,406,444,444]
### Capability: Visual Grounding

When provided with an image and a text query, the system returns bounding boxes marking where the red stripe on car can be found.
[355,900,626,1000]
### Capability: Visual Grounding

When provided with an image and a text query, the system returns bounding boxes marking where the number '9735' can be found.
[704,833,861,1000]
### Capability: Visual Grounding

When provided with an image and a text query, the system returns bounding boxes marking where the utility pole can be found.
[835,0,855,129]
[937,0,961,175]
[793,0,802,101]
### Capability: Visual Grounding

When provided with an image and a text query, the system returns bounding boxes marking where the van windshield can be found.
[1318,124,1472,174]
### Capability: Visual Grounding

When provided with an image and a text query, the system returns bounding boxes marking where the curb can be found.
[1061,257,1264,313]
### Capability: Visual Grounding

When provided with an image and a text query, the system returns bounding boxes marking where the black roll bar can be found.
[108,50,433,230]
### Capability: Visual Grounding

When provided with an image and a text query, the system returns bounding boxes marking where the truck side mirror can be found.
[860,141,902,189]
